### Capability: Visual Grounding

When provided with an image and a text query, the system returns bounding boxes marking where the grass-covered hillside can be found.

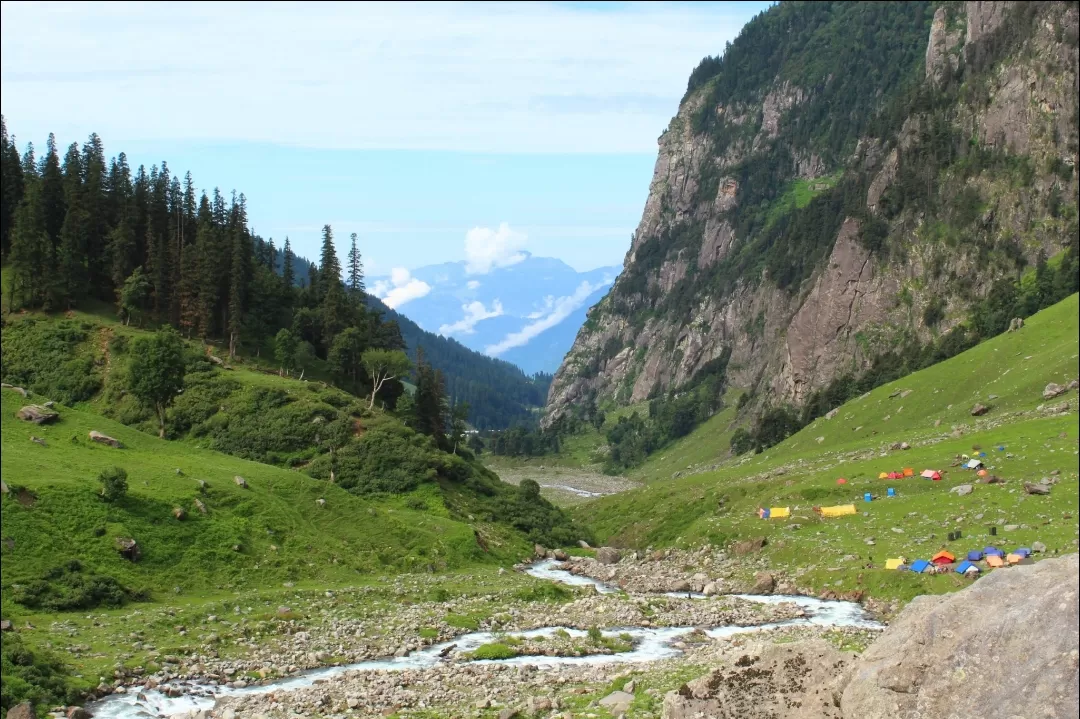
[573,294,1080,600]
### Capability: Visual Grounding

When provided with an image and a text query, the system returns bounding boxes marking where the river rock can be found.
[751,572,776,594]
[841,553,1079,719]
[596,547,620,565]
[663,640,849,719]
[89,431,124,448]
[65,708,92,719]
[16,405,59,424]
[599,690,634,715]
[534,544,549,559]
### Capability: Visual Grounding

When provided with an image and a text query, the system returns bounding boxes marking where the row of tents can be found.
[876,468,945,480]
[886,546,1035,575]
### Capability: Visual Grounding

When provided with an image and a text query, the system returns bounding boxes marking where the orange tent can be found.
[977,469,988,477]
[1006,553,1023,564]
[931,550,955,565]
[836,478,847,485]
[903,468,914,477]
[986,555,1005,568]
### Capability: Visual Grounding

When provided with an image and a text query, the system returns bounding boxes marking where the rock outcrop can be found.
[88,430,124,448]
[841,553,1079,719]
[544,1,1078,425]
[15,405,59,424]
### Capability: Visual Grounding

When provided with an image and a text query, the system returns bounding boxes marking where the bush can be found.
[730,428,754,455]
[98,467,128,502]
[470,642,517,660]
[1,632,77,712]
[10,560,141,611]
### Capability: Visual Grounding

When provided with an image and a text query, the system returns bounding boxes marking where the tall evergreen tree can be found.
[8,178,48,308]
[40,133,66,256]
[81,133,108,293]
[318,224,341,299]
[0,116,25,257]
[282,236,295,289]
[347,232,365,298]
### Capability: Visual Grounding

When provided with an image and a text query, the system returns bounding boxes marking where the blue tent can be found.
[967,550,984,561]
[910,559,931,573]
[983,546,1004,557]
[1013,547,1032,558]
[956,561,980,575]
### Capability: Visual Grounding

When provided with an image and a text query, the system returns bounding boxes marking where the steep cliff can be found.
[546,1,1079,425]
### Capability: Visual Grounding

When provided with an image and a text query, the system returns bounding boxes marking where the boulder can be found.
[233,476,248,488]
[751,572,776,594]
[840,554,1079,719]
[672,579,691,592]
[577,540,592,549]
[949,484,973,496]
[66,707,93,719]
[1,383,29,397]
[30,436,46,446]
[0,479,8,494]
[5,702,36,719]
[1043,382,1067,400]
[970,403,989,416]
[534,543,549,559]
[732,537,767,556]
[596,546,621,564]
[497,709,519,719]
[599,690,635,715]
[193,499,207,514]
[1032,541,1047,553]
[0,619,12,632]
[1023,482,1051,495]
[825,408,839,420]
[1007,317,1024,331]
[663,640,849,719]
[171,507,186,520]
[316,498,326,508]
[89,431,124,448]
[553,549,569,561]
[16,405,59,424]
[115,537,140,562]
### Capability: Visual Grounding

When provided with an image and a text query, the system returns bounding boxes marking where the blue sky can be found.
[0,1,770,275]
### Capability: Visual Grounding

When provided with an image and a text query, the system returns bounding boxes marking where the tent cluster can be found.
[878,468,914,479]
[886,545,1038,576]
[757,507,791,519]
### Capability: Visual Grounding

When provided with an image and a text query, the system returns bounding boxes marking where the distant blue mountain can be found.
[374,253,619,375]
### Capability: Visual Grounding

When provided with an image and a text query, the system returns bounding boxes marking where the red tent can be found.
[931,550,955,566]
[888,472,904,480]
[836,478,847,485]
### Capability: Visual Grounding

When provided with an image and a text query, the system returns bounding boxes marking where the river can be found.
[88,559,881,718]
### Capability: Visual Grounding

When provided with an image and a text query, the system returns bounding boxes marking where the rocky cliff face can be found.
[546,1,1078,424]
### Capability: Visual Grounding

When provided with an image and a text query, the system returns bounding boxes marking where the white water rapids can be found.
[88,559,881,718]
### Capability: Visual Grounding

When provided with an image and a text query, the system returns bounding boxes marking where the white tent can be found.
[966,459,983,469]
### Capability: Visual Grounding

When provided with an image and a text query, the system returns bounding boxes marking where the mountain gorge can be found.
[546,0,1079,426]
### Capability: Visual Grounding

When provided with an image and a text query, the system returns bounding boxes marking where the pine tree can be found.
[81,133,108,294]
[40,133,66,255]
[318,224,341,301]
[226,194,252,358]
[55,142,88,307]
[282,236,294,289]
[107,219,137,303]
[8,180,48,308]
[347,232,365,298]
[0,116,25,257]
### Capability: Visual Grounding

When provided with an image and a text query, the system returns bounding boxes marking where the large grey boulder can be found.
[16,405,59,424]
[841,554,1079,719]
[89,430,124,448]
[663,639,850,719]
[596,546,621,564]
[5,702,36,719]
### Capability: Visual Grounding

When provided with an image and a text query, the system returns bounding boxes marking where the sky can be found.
[0,0,770,275]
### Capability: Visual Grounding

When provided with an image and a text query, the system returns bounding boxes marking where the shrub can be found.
[98,467,128,503]
[10,561,141,611]
[470,642,517,660]
[730,428,754,455]
[1,632,77,711]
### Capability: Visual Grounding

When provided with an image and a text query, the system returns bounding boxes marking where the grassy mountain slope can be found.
[573,294,1080,599]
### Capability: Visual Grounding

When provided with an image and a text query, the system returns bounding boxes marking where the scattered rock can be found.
[0,479,8,494]
[66,707,92,719]
[316,498,326,508]
[1003,524,1019,532]
[577,540,592,549]
[596,547,621,565]
[0,619,12,632]
[16,405,59,424]
[553,549,569,561]
[30,436,46,446]
[751,572,776,594]
[497,708,519,719]
[970,403,989,416]
[732,537,767,556]
[234,476,248,489]
[1023,483,1050,496]
[276,606,293,617]
[193,499,207,514]
[598,690,634,715]
[825,408,839,420]
[1006,317,1024,332]
[534,544,549,559]
[171,507,186,520]
[950,484,973,497]
[1032,541,1047,553]
[88,431,124,448]
[1043,383,1066,400]
[1,383,29,397]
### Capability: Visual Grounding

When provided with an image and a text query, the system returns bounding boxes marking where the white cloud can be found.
[527,295,556,319]
[372,267,431,309]
[464,223,528,275]
[466,280,481,290]
[0,3,760,153]
[439,300,504,336]
[486,279,612,356]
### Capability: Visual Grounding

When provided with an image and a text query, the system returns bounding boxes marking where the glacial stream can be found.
[88,559,882,718]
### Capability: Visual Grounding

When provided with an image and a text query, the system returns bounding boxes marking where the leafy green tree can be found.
[361,348,411,409]
[98,466,128,502]
[128,326,186,438]
[329,326,366,387]
[467,433,484,455]
[274,328,298,376]
[119,267,151,326]
[449,401,470,454]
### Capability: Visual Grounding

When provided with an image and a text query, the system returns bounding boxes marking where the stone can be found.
[702,582,719,596]
[193,499,207,514]
[949,484,973,496]
[65,707,92,719]
[732,537,767,556]
[598,690,634,715]
[672,579,691,592]
[1023,482,1050,495]
[233,476,248,488]
[315,498,326,507]
[526,696,552,715]
[115,537,140,562]
[88,431,124,448]
[1,383,28,397]
[1043,382,1067,400]
[825,408,839,420]
[577,540,591,549]
[553,549,569,561]
[534,544,549,559]
[497,709,519,719]
[171,507,186,520]
[30,436,46,446]
[0,619,12,631]
[1032,541,1047,553]
[841,554,1079,719]
[970,403,989,416]
[751,572,776,594]
[663,640,849,719]
[1007,317,1024,331]
[16,405,59,424]
[6,702,36,719]
[596,547,621,564]
[0,479,8,494]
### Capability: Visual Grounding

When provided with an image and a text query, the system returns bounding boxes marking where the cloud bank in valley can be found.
[372,267,431,309]
[485,278,612,356]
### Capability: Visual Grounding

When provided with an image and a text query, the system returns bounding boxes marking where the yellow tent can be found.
[818,504,857,518]
[770,507,791,518]
[878,472,888,479]
[885,558,905,570]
